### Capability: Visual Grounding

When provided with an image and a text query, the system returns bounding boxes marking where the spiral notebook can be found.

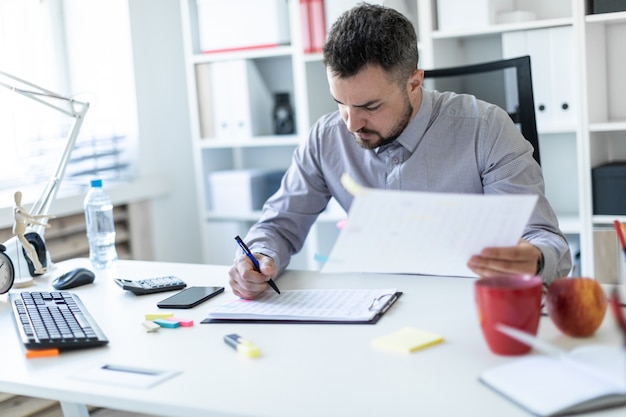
[201,288,402,324]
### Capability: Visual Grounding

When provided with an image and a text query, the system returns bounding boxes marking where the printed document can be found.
[322,190,538,277]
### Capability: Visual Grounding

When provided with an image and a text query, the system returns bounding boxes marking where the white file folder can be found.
[502,26,576,131]
[209,60,273,139]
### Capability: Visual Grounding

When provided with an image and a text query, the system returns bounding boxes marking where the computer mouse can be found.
[52,267,95,290]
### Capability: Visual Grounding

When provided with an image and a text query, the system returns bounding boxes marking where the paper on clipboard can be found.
[321,189,538,277]
[202,288,401,324]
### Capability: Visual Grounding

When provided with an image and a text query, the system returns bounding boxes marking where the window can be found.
[0,0,138,200]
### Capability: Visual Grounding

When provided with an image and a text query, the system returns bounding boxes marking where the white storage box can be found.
[437,0,513,31]
[209,169,284,214]
[196,0,291,53]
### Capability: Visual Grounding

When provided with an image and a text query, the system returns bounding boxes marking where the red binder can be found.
[300,0,313,53]
[309,0,326,53]
[300,0,326,54]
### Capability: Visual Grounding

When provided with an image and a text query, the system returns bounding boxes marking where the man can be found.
[229,3,571,300]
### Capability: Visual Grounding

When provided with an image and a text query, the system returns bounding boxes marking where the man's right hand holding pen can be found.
[229,236,281,300]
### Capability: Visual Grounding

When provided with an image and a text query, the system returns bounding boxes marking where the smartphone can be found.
[157,286,224,309]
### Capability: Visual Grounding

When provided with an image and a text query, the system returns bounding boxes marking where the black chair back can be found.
[423,56,540,165]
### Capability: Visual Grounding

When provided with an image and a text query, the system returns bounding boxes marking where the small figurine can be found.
[13,191,54,274]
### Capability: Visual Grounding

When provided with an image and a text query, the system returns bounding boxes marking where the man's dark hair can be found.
[322,3,418,86]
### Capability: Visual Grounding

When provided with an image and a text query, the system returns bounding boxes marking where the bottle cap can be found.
[90,179,103,188]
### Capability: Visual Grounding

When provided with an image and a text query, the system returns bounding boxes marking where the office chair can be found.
[423,55,540,165]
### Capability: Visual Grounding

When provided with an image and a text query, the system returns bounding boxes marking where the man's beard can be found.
[353,96,414,150]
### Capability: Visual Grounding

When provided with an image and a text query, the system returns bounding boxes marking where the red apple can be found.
[546,277,607,337]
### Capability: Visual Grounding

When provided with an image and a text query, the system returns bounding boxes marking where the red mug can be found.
[475,275,543,355]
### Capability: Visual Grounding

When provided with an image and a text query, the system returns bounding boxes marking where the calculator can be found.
[114,276,187,295]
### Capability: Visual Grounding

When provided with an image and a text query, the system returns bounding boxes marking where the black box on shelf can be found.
[592,161,626,214]
[591,0,626,14]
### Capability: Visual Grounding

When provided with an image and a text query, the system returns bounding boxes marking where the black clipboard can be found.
[201,291,402,324]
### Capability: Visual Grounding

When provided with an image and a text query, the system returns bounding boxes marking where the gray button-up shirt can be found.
[244,88,572,282]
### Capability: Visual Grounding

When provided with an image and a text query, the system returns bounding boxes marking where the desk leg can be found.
[60,401,90,417]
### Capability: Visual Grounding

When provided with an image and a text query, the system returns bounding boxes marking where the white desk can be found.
[0,259,624,417]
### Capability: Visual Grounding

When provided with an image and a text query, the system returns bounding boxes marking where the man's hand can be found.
[228,253,278,299]
[467,239,542,278]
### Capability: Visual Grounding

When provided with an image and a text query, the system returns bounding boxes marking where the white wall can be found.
[127,0,202,263]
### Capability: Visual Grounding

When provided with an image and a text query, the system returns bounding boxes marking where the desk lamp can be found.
[0,70,89,287]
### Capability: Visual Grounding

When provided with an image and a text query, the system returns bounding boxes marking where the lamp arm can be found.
[0,70,90,235]
[29,103,89,235]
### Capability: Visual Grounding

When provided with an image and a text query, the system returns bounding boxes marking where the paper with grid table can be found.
[202,288,401,324]
[322,190,538,277]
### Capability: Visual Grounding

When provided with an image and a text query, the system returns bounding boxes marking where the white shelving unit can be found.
[180,0,346,269]
[418,0,626,279]
[180,0,626,279]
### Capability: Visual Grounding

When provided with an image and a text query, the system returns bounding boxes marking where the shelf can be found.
[302,52,323,63]
[0,175,173,229]
[196,135,300,149]
[192,45,294,64]
[589,121,626,132]
[557,215,582,235]
[585,11,626,24]
[593,215,626,225]
[206,211,261,222]
[431,17,573,40]
[205,209,345,223]
[538,126,577,135]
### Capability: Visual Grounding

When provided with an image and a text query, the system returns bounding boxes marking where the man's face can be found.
[327,65,422,150]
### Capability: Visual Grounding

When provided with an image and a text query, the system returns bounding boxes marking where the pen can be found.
[234,235,280,294]
[224,333,261,358]
[495,324,567,357]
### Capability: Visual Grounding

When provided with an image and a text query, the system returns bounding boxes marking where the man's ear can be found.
[408,69,424,92]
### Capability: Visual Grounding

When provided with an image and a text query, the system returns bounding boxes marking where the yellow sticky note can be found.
[145,313,174,320]
[372,327,444,353]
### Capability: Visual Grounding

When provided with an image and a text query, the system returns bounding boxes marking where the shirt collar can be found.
[375,87,432,154]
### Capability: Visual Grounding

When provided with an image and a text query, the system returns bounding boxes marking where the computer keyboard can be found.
[9,291,109,351]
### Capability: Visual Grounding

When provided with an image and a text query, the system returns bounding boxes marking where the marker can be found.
[224,333,261,358]
[234,236,280,294]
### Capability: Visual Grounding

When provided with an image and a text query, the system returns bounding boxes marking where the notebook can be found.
[201,288,401,324]
[479,345,626,416]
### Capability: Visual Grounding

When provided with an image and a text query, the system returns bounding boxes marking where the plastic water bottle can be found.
[84,179,118,269]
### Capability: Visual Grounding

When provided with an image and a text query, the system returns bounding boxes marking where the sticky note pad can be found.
[143,320,161,333]
[145,313,174,320]
[153,319,180,328]
[168,317,194,327]
[372,327,444,353]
